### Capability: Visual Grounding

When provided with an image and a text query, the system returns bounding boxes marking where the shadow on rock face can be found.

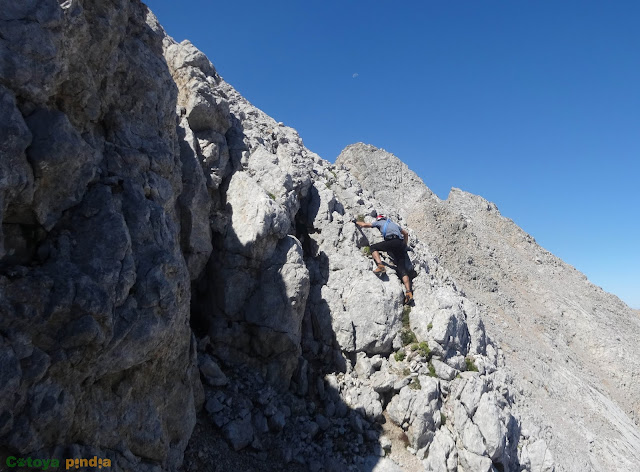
[0,2,200,470]
[184,128,395,470]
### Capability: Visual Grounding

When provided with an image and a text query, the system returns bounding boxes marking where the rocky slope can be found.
[337,143,640,471]
[1,1,637,472]
[164,34,544,471]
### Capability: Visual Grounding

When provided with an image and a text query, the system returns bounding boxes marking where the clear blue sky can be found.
[146,0,639,308]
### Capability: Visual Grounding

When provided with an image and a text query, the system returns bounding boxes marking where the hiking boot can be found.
[404,291,414,305]
[373,264,386,274]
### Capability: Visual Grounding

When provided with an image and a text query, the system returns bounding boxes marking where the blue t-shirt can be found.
[371,218,403,239]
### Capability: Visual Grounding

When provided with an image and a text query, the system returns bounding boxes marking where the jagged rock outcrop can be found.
[337,142,640,471]
[163,34,315,386]
[160,36,548,471]
[1,1,201,470]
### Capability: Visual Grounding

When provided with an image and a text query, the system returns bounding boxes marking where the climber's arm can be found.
[356,221,373,229]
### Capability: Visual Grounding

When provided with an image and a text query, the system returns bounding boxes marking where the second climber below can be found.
[356,214,414,305]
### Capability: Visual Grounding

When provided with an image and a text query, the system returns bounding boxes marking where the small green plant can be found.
[402,367,411,377]
[440,413,447,426]
[410,342,418,351]
[361,246,371,257]
[401,306,411,329]
[394,350,406,362]
[268,192,276,200]
[325,182,331,189]
[409,377,421,390]
[428,361,437,377]
[465,357,479,372]
[417,341,431,359]
[427,322,433,331]
[356,214,365,222]
[400,329,417,346]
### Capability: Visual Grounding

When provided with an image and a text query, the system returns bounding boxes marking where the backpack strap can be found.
[382,218,390,239]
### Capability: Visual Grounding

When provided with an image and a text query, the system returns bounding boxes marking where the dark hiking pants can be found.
[370,238,408,278]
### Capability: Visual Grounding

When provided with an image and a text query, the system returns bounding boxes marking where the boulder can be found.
[520,438,555,472]
[199,355,228,387]
[223,415,253,451]
[423,429,457,472]
[387,378,441,450]
[473,393,507,460]
[458,449,493,472]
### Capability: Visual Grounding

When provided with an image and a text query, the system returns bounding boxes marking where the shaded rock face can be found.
[163,35,315,386]
[1,1,200,470]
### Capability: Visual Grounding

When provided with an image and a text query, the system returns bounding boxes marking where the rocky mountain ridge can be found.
[165,31,537,471]
[337,143,640,471]
[1,1,637,472]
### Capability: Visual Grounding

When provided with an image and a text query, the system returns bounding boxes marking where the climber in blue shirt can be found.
[356,214,414,305]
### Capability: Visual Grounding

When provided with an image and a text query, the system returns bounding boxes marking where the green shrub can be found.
[417,341,431,358]
[427,322,433,331]
[394,350,406,362]
[356,214,365,222]
[402,367,411,377]
[440,413,447,426]
[268,192,276,200]
[400,329,417,346]
[362,246,371,257]
[409,377,421,390]
[465,357,479,372]
[428,361,437,377]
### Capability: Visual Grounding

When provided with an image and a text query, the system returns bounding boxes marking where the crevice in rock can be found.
[0,223,47,267]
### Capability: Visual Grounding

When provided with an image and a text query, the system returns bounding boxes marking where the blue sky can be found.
[146,0,639,308]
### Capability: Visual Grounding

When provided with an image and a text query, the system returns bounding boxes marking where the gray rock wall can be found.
[4,2,633,471]
[1,1,202,470]
[164,36,316,387]
[1,3,543,466]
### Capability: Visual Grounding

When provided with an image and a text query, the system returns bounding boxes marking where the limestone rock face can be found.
[0,86,34,258]
[164,35,315,386]
[0,1,201,470]
[388,378,441,450]
[337,142,640,471]
[1,7,549,466]
[423,428,457,471]
[3,2,635,471]
[156,34,538,470]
